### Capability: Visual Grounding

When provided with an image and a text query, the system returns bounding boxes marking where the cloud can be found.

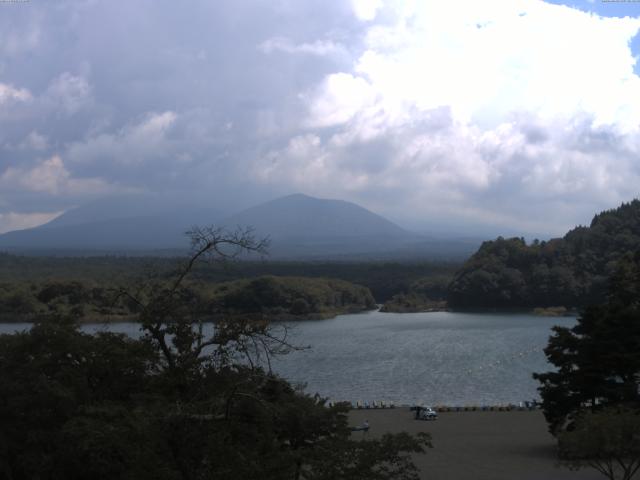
[0,211,62,235]
[0,11,41,57]
[19,131,48,151]
[261,0,640,234]
[45,72,92,114]
[1,155,118,196]
[0,83,32,104]
[1,0,640,237]
[259,37,345,56]
[351,0,384,21]
[312,1,640,130]
[305,73,377,128]
[65,111,177,168]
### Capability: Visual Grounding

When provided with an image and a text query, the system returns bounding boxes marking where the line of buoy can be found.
[431,402,539,412]
[465,346,541,375]
[328,401,539,411]
[327,400,396,409]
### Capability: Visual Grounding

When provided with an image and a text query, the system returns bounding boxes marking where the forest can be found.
[0,275,376,323]
[448,200,640,309]
[0,253,457,321]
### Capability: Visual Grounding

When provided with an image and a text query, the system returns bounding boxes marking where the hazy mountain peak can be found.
[222,194,408,240]
[0,193,479,260]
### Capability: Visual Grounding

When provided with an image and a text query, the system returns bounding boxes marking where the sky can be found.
[1,0,640,237]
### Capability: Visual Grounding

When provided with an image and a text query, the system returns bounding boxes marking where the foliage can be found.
[449,200,640,308]
[0,227,430,480]
[305,432,432,480]
[0,320,158,479]
[0,252,460,303]
[207,275,376,318]
[558,408,640,480]
[0,276,375,323]
[380,275,451,312]
[534,252,640,434]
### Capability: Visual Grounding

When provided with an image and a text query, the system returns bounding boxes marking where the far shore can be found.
[349,408,600,480]
[378,304,578,317]
[0,306,579,325]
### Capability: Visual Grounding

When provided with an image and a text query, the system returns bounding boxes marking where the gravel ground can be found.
[349,409,603,480]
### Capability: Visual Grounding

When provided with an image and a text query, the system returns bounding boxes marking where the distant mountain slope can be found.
[0,193,478,259]
[218,193,452,259]
[40,194,178,228]
[0,195,222,252]
[448,199,640,309]
[221,193,408,240]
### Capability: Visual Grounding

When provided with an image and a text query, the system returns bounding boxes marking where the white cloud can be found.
[305,73,377,128]
[0,211,62,234]
[0,83,32,104]
[130,111,177,139]
[256,134,327,186]
[312,0,640,131]
[276,0,640,233]
[46,72,92,114]
[259,37,345,56]
[351,0,384,21]
[66,111,178,166]
[1,155,116,196]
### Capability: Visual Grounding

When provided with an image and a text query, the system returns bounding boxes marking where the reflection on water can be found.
[0,310,575,405]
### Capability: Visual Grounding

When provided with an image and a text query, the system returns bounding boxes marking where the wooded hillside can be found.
[448,200,640,309]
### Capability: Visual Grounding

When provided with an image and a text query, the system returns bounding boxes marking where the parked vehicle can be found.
[412,406,438,420]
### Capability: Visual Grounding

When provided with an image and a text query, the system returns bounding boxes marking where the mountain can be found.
[0,195,223,253]
[219,194,476,259]
[447,199,640,309]
[0,193,478,259]
[217,193,411,258]
[221,193,407,239]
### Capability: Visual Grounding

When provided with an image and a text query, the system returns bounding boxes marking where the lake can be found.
[0,310,575,406]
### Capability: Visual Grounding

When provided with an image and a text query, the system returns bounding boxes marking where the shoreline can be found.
[0,306,578,324]
[379,305,578,317]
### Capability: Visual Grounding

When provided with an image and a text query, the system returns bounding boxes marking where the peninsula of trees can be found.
[447,200,640,310]
[0,275,376,323]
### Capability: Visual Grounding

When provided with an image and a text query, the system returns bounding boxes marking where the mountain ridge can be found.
[0,193,478,260]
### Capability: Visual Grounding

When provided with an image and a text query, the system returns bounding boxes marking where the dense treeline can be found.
[0,280,132,322]
[208,276,376,318]
[448,200,640,309]
[0,253,460,302]
[0,276,375,323]
[380,275,450,313]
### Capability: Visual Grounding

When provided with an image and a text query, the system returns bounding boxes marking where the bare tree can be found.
[114,226,298,373]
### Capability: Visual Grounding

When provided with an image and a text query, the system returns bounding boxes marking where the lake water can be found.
[0,310,575,406]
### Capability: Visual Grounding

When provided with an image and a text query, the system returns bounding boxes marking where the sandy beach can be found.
[349,408,602,480]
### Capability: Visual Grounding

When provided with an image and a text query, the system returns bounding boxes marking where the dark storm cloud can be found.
[0,0,366,229]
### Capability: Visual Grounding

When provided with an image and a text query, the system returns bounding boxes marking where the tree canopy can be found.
[534,251,640,434]
[449,200,640,309]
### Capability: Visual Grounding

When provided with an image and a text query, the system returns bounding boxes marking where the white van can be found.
[415,406,438,420]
